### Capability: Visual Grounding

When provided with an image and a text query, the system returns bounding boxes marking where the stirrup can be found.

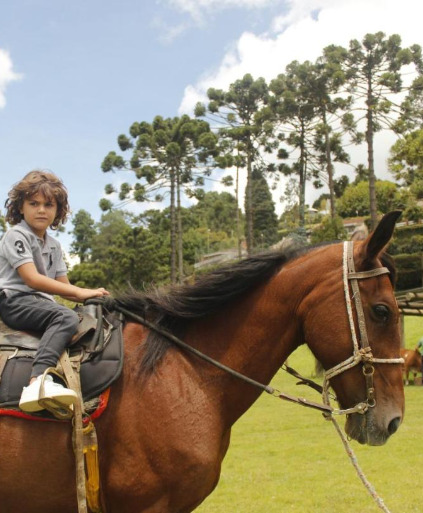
[37,367,78,420]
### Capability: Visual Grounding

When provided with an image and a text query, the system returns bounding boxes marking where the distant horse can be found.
[0,211,404,513]
[401,348,422,385]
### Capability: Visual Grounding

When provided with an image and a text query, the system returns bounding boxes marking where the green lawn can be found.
[196,316,422,513]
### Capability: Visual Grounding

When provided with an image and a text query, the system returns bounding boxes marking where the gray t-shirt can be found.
[0,220,68,301]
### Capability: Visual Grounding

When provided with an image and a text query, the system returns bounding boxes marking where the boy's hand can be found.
[74,287,110,302]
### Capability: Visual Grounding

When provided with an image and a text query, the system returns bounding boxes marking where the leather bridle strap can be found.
[322,241,404,415]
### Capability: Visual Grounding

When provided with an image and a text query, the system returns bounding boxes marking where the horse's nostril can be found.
[388,416,401,435]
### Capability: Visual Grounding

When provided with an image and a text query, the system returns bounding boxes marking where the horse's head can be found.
[302,211,404,446]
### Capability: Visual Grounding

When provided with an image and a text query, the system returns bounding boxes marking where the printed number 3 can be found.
[15,240,25,255]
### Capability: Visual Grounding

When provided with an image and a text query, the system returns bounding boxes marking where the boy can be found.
[0,170,109,412]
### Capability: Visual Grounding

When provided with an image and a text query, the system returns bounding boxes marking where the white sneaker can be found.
[19,375,78,413]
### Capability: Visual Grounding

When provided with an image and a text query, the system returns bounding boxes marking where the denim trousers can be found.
[0,293,79,377]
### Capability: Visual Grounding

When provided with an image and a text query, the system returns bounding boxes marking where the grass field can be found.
[195,316,422,513]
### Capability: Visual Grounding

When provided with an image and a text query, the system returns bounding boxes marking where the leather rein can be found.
[87,241,403,418]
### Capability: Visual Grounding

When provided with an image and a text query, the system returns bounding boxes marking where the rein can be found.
[86,298,332,415]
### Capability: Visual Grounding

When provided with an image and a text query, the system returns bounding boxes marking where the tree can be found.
[195,73,271,255]
[311,215,347,243]
[353,164,370,185]
[69,210,96,263]
[389,129,423,186]
[189,191,241,236]
[337,180,402,217]
[249,167,279,248]
[334,175,350,198]
[395,74,423,133]
[0,216,6,236]
[101,115,217,283]
[306,56,354,221]
[325,32,423,229]
[269,62,318,228]
[71,210,168,289]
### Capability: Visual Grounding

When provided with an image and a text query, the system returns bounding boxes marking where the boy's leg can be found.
[0,294,79,376]
[1,294,80,411]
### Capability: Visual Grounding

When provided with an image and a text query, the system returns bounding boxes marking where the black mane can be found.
[114,242,397,372]
[116,243,311,372]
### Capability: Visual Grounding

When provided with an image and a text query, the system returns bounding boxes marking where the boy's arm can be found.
[17,263,109,302]
[55,275,86,302]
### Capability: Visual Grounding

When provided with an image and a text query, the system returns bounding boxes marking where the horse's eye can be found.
[372,304,390,322]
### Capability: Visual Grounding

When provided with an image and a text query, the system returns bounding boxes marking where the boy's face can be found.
[20,192,58,238]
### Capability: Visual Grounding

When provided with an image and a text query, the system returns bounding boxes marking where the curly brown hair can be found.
[5,170,71,229]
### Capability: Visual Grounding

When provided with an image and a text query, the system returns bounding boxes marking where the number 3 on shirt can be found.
[14,240,26,255]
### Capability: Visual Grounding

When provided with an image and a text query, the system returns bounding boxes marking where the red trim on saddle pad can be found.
[0,388,111,423]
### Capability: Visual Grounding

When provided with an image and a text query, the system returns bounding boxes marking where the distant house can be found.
[342,217,367,239]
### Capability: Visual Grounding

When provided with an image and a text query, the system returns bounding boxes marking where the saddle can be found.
[0,303,124,414]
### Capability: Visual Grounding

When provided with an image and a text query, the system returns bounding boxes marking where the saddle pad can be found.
[0,317,124,408]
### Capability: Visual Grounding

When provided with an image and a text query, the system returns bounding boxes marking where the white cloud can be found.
[165,0,279,23]
[180,0,423,114]
[178,0,423,210]
[0,49,22,108]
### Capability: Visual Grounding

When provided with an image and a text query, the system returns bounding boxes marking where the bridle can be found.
[322,241,404,416]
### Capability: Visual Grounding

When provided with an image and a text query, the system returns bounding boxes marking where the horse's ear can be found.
[361,210,402,262]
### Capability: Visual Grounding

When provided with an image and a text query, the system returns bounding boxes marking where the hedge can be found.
[392,253,423,291]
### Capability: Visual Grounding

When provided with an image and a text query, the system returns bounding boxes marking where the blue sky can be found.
[1,0,422,252]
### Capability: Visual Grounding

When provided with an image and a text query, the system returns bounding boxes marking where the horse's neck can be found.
[185,260,312,425]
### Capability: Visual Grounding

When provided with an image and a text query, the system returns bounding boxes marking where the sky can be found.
[1,0,423,252]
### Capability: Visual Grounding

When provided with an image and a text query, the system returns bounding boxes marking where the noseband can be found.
[322,241,404,416]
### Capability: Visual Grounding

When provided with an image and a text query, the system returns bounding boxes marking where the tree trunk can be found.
[176,168,184,284]
[169,167,177,284]
[236,161,242,259]
[298,123,306,228]
[323,109,336,220]
[366,77,378,230]
[245,140,254,255]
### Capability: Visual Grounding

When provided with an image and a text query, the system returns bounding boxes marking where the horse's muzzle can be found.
[345,410,402,446]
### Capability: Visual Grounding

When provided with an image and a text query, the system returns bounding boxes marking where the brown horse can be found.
[401,348,422,385]
[0,211,404,513]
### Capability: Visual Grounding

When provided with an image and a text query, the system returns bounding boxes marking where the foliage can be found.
[196,73,271,255]
[101,114,218,283]
[89,31,423,286]
[249,168,279,248]
[389,129,423,186]
[269,61,320,227]
[68,262,109,289]
[324,32,423,229]
[336,180,402,217]
[310,215,347,243]
[69,209,96,263]
[404,205,423,223]
[0,216,6,236]
[188,191,242,237]
[69,210,170,290]
[392,253,423,290]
